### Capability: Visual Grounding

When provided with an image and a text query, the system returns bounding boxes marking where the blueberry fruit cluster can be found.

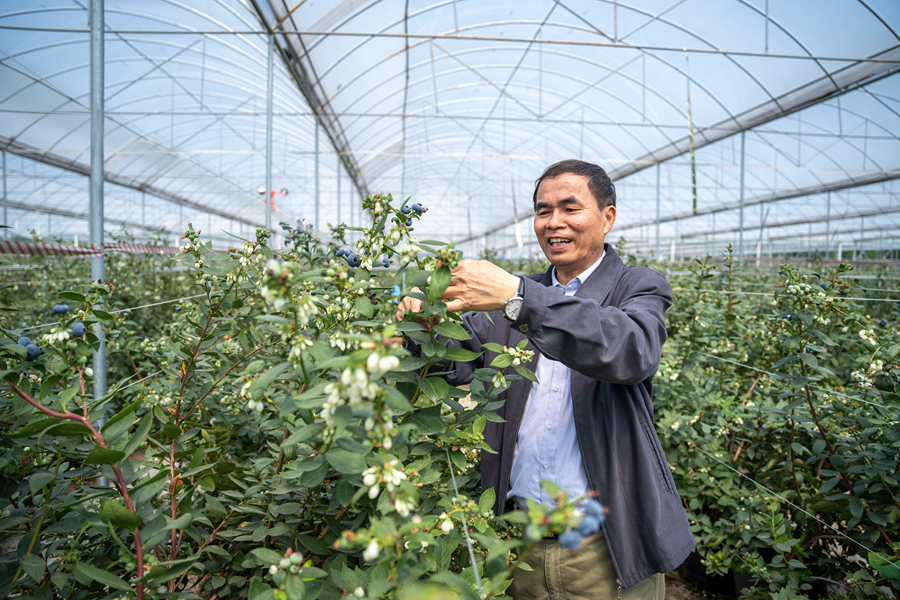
[17,336,42,361]
[52,302,69,315]
[335,247,362,268]
[558,499,606,551]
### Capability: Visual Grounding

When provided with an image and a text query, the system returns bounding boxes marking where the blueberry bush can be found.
[0,195,598,600]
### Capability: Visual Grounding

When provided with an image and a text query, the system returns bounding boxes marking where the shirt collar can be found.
[551,250,606,288]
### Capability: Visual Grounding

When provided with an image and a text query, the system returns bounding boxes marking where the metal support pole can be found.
[2,150,6,238]
[314,121,320,231]
[825,191,831,258]
[337,159,341,225]
[141,191,145,232]
[738,130,746,260]
[655,163,660,260]
[265,33,274,232]
[89,0,107,444]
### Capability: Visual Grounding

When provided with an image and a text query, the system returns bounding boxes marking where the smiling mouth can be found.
[548,237,572,248]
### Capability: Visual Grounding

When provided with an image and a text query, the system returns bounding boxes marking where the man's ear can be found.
[603,205,617,233]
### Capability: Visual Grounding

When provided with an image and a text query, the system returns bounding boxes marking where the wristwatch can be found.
[503,277,526,322]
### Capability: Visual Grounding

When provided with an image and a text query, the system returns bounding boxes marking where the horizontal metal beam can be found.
[3,197,164,233]
[3,25,900,64]
[1,136,265,229]
[622,169,900,233]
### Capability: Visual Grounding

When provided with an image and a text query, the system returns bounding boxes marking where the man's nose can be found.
[547,210,564,229]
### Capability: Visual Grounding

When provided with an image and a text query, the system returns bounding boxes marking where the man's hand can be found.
[442,259,520,313]
[394,287,438,329]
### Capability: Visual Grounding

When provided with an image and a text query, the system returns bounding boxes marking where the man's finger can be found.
[444,299,466,313]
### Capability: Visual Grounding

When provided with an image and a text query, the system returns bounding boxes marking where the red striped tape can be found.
[0,241,179,258]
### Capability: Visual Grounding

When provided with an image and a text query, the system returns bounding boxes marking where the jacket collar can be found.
[537,243,623,298]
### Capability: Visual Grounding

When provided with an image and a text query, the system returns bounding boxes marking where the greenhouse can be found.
[1,1,899,599]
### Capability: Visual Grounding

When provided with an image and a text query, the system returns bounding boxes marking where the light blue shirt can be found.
[507,252,605,507]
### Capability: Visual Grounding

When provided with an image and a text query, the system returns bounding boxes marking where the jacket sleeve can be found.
[510,269,672,385]
[407,309,500,386]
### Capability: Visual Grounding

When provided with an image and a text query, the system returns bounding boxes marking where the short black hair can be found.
[532,159,616,209]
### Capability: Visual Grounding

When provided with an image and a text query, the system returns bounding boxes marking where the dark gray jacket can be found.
[434,245,694,587]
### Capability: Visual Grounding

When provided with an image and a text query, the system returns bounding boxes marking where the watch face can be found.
[504,297,524,321]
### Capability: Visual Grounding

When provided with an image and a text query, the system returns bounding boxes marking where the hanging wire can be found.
[697,351,887,409]
[670,288,900,302]
[5,293,207,334]
[445,448,484,598]
[694,446,900,572]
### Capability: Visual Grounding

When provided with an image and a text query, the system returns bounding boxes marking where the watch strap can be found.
[517,276,526,297]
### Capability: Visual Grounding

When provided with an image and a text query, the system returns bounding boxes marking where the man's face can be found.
[533,173,616,280]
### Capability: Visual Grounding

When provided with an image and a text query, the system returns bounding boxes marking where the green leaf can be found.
[249,361,292,399]
[29,471,55,496]
[75,561,131,591]
[58,291,87,302]
[20,552,46,582]
[490,354,514,369]
[869,551,900,579]
[798,353,818,368]
[849,497,864,519]
[479,488,496,513]
[85,444,125,465]
[443,347,481,362]
[433,321,470,341]
[513,364,538,383]
[163,422,182,439]
[419,377,449,401]
[325,448,368,475]
[285,575,307,600]
[355,295,375,318]
[297,534,332,556]
[100,498,143,529]
[123,413,153,458]
[428,265,452,303]
[102,399,141,433]
[396,356,428,371]
[283,422,325,447]
[55,386,79,411]
[251,548,283,565]
[482,343,506,354]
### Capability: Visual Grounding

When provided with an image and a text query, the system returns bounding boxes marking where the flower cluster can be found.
[139,336,168,354]
[321,367,381,431]
[42,327,70,345]
[858,328,878,346]
[361,459,409,512]
[501,344,535,366]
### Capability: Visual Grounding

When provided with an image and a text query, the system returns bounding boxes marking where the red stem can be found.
[8,381,145,600]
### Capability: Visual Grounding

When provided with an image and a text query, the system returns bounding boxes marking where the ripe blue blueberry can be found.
[18,336,30,346]
[346,253,361,268]
[336,248,347,257]
[576,515,601,537]
[877,318,887,327]
[72,322,86,337]
[584,499,605,523]
[53,303,70,315]
[558,530,583,551]
[382,258,390,268]
[175,306,182,312]
[411,203,423,213]
[401,206,411,215]
[405,219,412,227]
[819,282,827,289]
[25,344,41,361]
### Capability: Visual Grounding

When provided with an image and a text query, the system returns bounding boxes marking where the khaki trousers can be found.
[508,531,664,600]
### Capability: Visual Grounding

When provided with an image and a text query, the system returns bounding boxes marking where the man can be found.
[396,160,693,599]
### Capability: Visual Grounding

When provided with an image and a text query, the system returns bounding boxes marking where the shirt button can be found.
[553,385,560,392]
[543,463,549,469]
[547,423,553,430]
